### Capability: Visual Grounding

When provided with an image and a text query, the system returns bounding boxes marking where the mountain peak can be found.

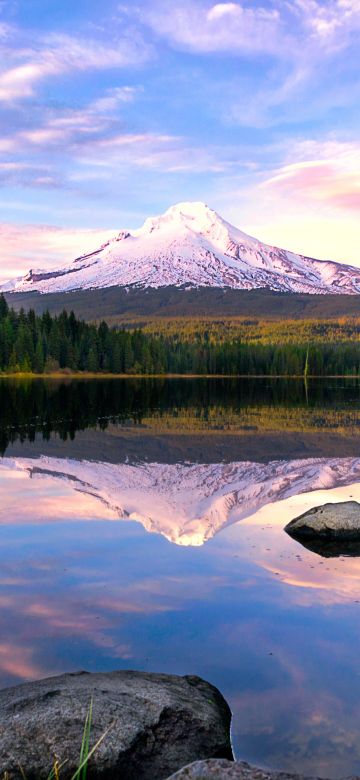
[164,201,215,222]
[2,201,360,296]
[166,200,211,215]
[136,200,222,238]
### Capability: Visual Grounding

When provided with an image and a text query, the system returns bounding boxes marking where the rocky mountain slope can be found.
[3,201,360,295]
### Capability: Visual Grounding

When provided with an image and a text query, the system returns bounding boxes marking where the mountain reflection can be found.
[3,454,360,547]
[1,476,360,777]
[3,378,360,777]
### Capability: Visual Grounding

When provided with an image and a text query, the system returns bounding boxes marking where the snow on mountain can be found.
[4,455,360,546]
[2,201,360,295]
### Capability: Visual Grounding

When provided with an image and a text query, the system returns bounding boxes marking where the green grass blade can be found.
[6,699,110,780]
[82,698,92,780]
[70,725,111,780]
[73,698,93,780]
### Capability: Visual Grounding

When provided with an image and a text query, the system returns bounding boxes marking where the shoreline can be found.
[1,371,360,380]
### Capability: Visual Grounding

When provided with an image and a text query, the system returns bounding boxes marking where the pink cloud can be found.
[0,223,116,280]
[263,153,360,213]
[216,138,360,265]
[333,191,360,209]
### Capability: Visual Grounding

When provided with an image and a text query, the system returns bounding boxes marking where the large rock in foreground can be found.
[166,759,354,779]
[0,670,232,780]
[285,501,360,542]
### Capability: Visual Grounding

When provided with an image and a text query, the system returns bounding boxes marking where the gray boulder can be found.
[285,501,360,541]
[0,670,232,780]
[165,759,359,779]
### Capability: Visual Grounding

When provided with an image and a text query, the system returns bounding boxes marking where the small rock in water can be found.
[284,501,360,557]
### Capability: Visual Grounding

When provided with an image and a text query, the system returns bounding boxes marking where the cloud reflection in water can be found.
[2,456,360,777]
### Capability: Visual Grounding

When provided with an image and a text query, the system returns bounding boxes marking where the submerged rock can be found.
[165,759,356,779]
[285,501,360,543]
[0,670,232,780]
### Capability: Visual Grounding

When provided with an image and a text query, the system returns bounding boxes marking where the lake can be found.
[1,377,360,777]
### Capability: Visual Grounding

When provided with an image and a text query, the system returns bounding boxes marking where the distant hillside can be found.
[5,285,360,323]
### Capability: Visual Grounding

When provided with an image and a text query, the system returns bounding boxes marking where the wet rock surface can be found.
[0,670,232,780]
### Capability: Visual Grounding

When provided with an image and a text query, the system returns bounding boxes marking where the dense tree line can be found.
[140,315,360,345]
[1,295,360,376]
[0,296,166,375]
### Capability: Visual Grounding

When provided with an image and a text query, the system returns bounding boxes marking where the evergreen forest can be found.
[1,295,360,376]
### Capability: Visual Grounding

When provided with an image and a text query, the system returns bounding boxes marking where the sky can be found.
[0,0,360,280]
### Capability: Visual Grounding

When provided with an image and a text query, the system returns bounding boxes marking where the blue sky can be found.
[0,0,360,277]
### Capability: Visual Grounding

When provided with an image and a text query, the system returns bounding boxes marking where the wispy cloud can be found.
[77,133,233,174]
[91,86,140,112]
[137,1,284,57]
[291,0,360,50]
[138,0,360,57]
[0,62,57,102]
[0,86,146,188]
[0,0,358,271]
[0,90,237,191]
[0,31,150,103]
[133,1,360,129]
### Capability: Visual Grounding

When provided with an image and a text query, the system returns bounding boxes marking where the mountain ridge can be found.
[2,201,360,296]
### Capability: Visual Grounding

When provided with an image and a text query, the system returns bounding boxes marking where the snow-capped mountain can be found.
[3,201,360,295]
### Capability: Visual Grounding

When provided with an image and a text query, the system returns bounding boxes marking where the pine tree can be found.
[0,294,9,320]
[87,346,99,372]
[34,339,45,373]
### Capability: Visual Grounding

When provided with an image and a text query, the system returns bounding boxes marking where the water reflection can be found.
[1,478,360,777]
[2,377,360,462]
[240,494,360,604]
[2,378,360,777]
[285,535,360,557]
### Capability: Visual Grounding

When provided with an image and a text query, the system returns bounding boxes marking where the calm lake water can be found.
[2,377,360,777]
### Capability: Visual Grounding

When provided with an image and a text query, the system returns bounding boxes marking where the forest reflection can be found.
[2,377,360,455]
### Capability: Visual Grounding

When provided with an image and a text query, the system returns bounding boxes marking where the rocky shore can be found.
[0,669,357,780]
